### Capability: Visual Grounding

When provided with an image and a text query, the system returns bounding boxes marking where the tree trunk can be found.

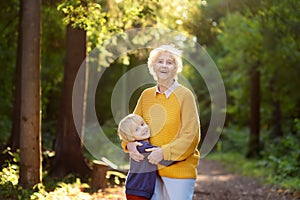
[91,160,108,191]
[247,63,261,158]
[19,0,42,188]
[50,25,91,179]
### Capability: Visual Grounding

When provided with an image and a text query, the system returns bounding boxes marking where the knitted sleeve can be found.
[162,88,201,161]
[133,91,143,116]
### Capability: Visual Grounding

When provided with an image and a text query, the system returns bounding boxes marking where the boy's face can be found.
[130,118,150,140]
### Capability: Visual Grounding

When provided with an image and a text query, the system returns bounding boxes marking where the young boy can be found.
[118,114,173,200]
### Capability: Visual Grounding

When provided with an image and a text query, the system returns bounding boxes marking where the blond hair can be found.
[118,114,144,142]
[147,44,183,81]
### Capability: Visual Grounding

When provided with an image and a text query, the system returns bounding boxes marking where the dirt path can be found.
[193,159,298,200]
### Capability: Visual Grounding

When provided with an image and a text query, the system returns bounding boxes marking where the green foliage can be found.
[0,162,18,186]
[1,0,300,194]
[0,148,44,199]
[214,120,300,191]
[0,147,92,199]
[0,0,19,144]
[217,11,261,126]
[0,165,90,199]
[263,136,299,177]
[218,126,249,155]
[0,0,66,146]
[217,0,300,130]
[208,151,269,177]
[57,0,159,49]
[0,121,11,146]
[259,119,300,190]
[57,0,106,30]
[209,151,300,191]
[41,2,66,147]
[102,119,119,145]
[213,0,300,190]
[0,146,125,199]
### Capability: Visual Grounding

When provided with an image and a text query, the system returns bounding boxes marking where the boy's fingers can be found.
[145,147,157,152]
[135,141,143,146]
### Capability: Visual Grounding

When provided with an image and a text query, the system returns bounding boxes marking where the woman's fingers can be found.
[127,141,144,162]
[129,151,144,162]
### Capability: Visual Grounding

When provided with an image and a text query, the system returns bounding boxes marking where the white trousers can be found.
[150,176,195,200]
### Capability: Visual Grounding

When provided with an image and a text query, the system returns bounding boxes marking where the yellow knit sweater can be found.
[132,85,201,179]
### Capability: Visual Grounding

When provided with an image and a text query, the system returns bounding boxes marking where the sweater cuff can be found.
[121,141,129,153]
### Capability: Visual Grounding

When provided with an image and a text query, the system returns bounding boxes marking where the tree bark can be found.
[247,63,261,158]
[19,0,42,188]
[50,25,91,179]
[91,160,108,191]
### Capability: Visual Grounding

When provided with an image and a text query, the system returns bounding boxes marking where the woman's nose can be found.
[161,62,167,67]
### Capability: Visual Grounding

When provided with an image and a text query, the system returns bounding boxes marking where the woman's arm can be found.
[161,90,201,161]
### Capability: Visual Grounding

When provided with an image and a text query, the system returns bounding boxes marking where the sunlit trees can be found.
[50,25,91,178]
[217,0,300,156]
[0,0,299,191]
[49,0,160,178]
[19,0,42,188]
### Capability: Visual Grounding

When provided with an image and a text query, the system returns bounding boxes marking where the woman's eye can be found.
[141,123,144,126]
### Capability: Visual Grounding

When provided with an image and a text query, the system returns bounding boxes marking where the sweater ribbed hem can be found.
[158,166,198,179]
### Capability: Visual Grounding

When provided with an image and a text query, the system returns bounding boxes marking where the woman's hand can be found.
[146,147,163,165]
[127,141,144,162]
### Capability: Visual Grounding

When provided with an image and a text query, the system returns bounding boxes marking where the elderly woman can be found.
[123,44,201,200]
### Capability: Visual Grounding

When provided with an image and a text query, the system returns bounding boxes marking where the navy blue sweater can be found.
[125,141,173,199]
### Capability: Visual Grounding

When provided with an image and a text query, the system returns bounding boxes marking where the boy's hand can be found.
[127,141,144,162]
[146,147,163,165]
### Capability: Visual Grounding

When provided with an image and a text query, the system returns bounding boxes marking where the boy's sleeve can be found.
[159,160,174,166]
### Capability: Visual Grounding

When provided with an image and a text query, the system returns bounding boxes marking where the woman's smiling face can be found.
[153,51,178,82]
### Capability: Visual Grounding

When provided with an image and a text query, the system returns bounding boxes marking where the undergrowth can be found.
[207,152,300,192]
[0,147,125,200]
[208,119,300,192]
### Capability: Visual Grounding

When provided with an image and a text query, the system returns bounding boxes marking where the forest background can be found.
[0,0,299,199]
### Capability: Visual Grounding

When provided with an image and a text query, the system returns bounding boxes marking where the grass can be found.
[206,151,300,192]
